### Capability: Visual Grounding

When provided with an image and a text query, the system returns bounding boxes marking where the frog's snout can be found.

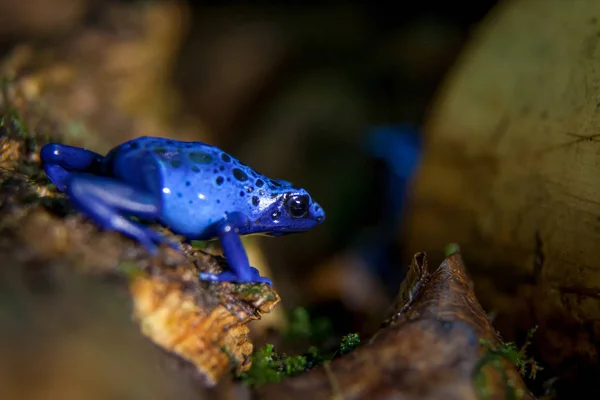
[312,202,326,224]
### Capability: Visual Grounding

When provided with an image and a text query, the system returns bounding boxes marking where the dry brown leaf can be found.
[257,252,531,400]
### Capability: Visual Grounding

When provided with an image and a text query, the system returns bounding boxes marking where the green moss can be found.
[339,332,360,355]
[237,307,361,388]
[482,326,543,380]
[232,284,263,296]
[262,291,278,301]
[237,344,309,387]
[230,283,277,302]
[472,363,490,398]
[473,326,543,399]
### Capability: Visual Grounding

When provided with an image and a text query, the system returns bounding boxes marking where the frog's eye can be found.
[286,195,309,218]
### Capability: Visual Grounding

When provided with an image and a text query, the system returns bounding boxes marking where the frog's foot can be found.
[200,214,273,285]
[199,266,273,285]
[64,172,179,254]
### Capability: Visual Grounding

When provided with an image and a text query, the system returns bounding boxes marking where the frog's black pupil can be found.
[287,195,309,218]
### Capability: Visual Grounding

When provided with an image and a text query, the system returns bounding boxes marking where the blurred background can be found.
[0,0,509,397]
[0,0,501,349]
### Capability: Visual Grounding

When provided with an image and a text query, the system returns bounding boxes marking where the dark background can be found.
[0,0,505,383]
[0,0,500,338]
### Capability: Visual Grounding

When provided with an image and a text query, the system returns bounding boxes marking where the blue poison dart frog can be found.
[40,136,326,285]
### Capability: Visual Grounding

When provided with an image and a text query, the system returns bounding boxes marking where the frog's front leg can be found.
[41,143,105,191]
[198,213,273,285]
[62,173,178,253]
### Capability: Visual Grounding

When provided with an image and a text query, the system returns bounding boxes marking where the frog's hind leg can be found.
[65,173,177,254]
[40,143,105,191]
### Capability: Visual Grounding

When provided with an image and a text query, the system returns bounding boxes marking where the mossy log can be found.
[0,2,278,396]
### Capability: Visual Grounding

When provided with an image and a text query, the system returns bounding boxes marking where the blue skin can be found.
[39,136,326,285]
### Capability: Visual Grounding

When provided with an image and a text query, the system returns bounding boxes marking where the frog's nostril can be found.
[312,202,325,223]
[315,209,325,223]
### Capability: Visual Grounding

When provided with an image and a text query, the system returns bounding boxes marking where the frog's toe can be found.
[125,227,160,254]
[43,164,70,191]
[124,225,172,256]
[198,271,237,283]
[248,267,273,285]
[163,238,182,251]
[137,237,159,255]
[198,270,272,285]
[142,227,180,252]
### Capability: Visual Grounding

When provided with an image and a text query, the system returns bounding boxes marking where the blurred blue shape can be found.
[355,124,423,293]
[367,124,423,223]
[368,124,422,180]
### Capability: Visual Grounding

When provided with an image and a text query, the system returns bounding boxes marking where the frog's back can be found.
[106,137,219,191]
[108,136,277,238]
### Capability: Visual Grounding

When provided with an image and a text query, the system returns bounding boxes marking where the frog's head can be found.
[251,181,325,236]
